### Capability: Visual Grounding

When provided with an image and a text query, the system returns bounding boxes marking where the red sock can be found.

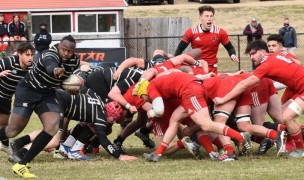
[212,137,223,149]
[277,124,286,131]
[266,130,277,141]
[223,144,234,154]
[198,135,215,153]
[223,126,244,143]
[177,140,184,149]
[155,141,169,155]
[251,135,264,144]
[290,127,304,149]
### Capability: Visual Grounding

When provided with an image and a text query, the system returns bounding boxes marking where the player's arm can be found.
[174,41,189,56]
[113,57,145,80]
[198,59,208,73]
[141,68,158,81]
[108,85,137,114]
[94,124,137,160]
[0,58,12,77]
[42,56,64,78]
[223,41,238,62]
[170,53,199,66]
[214,75,260,105]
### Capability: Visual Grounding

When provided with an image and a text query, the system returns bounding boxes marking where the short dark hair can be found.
[267,34,284,45]
[245,40,269,54]
[17,42,35,54]
[39,23,47,27]
[0,13,4,17]
[13,13,19,19]
[61,35,76,44]
[198,6,215,16]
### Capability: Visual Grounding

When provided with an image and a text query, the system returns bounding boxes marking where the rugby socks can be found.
[222,126,244,143]
[14,135,31,148]
[155,141,169,155]
[198,134,215,153]
[177,140,184,149]
[212,137,223,149]
[263,122,286,132]
[71,126,94,151]
[19,131,52,165]
[0,127,8,141]
[70,141,85,152]
[266,130,277,141]
[290,126,304,149]
[223,144,234,155]
[1,139,9,146]
[63,124,83,147]
[140,126,151,136]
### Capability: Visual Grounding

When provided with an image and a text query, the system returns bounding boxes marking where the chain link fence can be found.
[3,33,304,73]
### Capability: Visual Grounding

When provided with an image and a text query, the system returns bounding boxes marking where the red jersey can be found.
[148,72,198,101]
[253,53,304,94]
[181,24,230,65]
[153,60,176,73]
[123,84,145,110]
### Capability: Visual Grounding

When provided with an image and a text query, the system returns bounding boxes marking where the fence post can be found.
[145,37,148,60]
[237,34,241,71]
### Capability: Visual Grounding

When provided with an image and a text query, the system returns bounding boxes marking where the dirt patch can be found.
[125,0,304,34]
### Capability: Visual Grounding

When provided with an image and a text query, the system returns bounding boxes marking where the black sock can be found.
[263,122,278,131]
[18,148,29,160]
[77,126,94,144]
[1,139,9,146]
[90,137,100,148]
[70,124,84,140]
[19,131,52,165]
[0,127,8,141]
[140,126,151,135]
[15,135,31,148]
[114,135,125,144]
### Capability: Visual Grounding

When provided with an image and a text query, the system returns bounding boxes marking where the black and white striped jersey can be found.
[0,55,31,100]
[56,89,107,126]
[85,66,144,101]
[24,44,80,91]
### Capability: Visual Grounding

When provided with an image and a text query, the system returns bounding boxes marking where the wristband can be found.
[148,109,156,118]
[194,60,200,66]
[125,103,131,109]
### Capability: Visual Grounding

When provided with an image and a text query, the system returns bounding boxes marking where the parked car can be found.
[126,0,174,5]
[188,0,240,3]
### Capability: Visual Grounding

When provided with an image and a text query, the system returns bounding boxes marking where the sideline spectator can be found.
[0,13,9,58]
[33,23,52,63]
[243,18,263,44]
[174,5,238,74]
[279,17,297,55]
[8,13,27,54]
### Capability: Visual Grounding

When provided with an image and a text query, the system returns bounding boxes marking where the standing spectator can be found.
[279,17,297,55]
[33,23,52,63]
[174,5,238,74]
[243,18,263,44]
[0,13,9,58]
[8,13,27,54]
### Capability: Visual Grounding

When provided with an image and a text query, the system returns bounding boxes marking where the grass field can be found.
[1,106,304,179]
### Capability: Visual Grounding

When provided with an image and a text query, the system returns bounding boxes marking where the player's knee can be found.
[43,120,60,135]
[5,127,20,138]
[213,110,230,123]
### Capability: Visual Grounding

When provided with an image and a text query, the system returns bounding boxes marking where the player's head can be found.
[105,101,124,124]
[150,54,168,65]
[198,6,215,31]
[134,79,149,97]
[17,42,35,68]
[267,34,284,53]
[245,40,268,66]
[59,35,76,62]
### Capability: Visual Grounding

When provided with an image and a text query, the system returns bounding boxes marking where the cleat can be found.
[53,150,68,160]
[143,152,161,162]
[276,130,287,156]
[59,143,70,156]
[10,140,24,156]
[113,142,126,154]
[12,163,37,178]
[68,150,92,160]
[85,145,100,155]
[135,130,156,149]
[219,151,237,161]
[181,136,200,159]
[209,151,220,160]
[239,132,251,156]
[0,141,11,155]
[257,138,273,155]
[287,149,304,159]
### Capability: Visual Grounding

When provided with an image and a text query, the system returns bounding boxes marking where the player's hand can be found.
[0,70,12,77]
[128,105,138,114]
[54,67,65,78]
[213,97,225,105]
[80,64,90,72]
[230,54,239,63]
[112,71,121,80]
[118,154,138,161]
